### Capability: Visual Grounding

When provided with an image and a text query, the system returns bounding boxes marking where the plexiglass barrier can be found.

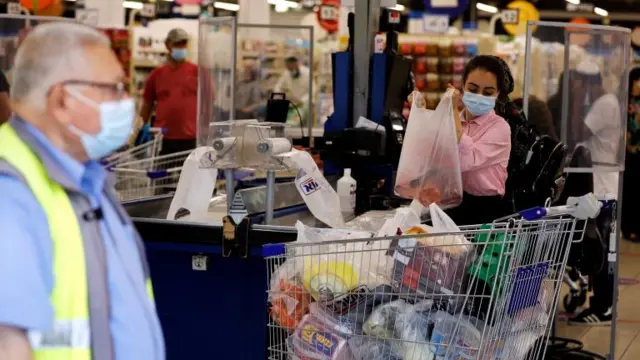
[523,22,630,188]
[235,24,313,131]
[197,16,237,147]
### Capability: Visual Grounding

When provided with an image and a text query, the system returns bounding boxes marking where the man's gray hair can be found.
[11,22,110,110]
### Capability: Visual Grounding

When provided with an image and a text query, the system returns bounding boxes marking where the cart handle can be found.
[518,193,604,221]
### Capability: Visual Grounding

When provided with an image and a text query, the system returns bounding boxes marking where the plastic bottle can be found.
[337,168,357,220]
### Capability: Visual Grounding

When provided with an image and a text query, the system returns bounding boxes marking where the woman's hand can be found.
[448,85,464,142]
[407,91,426,109]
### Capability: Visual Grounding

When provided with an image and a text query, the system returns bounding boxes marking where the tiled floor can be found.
[555,239,640,359]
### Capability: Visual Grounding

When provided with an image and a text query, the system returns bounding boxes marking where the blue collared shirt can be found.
[0,120,165,359]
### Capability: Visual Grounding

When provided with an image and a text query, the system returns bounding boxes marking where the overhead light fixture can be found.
[476,3,498,14]
[565,0,580,5]
[123,1,144,9]
[214,2,240,11]
[390,4,406,11]
[267,0,300,9]
[594,7,608,16]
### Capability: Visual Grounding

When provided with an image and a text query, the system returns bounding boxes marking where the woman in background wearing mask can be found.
[411,56,512,225]
[139,28,199,155]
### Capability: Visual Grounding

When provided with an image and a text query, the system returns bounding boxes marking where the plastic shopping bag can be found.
[395,90,463,208]
[166,147,219,221]
[280,149,345,229]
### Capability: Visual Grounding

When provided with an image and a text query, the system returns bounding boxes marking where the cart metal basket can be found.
[264,208,590,360]
[102,127,165,169]
[111,150,191,202]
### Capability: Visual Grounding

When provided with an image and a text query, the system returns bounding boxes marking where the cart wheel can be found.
[563,291,587,314]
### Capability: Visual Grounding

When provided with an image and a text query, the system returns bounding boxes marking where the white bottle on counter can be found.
[337,168,357,220]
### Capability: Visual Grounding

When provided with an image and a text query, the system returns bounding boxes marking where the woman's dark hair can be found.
[462,55,514,102]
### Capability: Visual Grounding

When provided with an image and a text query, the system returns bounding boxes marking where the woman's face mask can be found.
[462,69,500,117]
[462,92,496,117]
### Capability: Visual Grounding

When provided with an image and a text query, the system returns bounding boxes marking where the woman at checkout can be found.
[412,55,512,225]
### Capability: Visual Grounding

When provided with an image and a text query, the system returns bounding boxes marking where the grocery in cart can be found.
[111,149,191,202]
[263,196,602,360]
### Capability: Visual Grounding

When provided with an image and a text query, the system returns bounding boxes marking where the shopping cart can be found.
[111,149,191,202]
[102,127,165,169]
[263,199,600,360]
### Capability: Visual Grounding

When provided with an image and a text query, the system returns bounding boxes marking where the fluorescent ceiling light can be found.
[267,0,300,9]
[594,7,608,16]
[123,1,143,9]
[565,0,580,4]
[476,3,498,14]
[390,4,406,11]
[214,2,240,11]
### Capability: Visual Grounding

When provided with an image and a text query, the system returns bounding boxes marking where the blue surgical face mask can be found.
[171,48,188,61]
[462,91,497,117]
[67,90,135,160]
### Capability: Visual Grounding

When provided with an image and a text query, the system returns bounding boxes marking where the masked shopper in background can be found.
[0,23,164,359]
[410,55,512,225]
[140,27,198,155]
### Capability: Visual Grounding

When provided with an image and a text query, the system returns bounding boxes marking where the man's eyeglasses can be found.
[62,80,128,99]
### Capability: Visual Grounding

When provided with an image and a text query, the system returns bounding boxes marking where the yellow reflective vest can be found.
[0,124,154,359]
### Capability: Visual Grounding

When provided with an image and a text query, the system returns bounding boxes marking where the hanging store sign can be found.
[503,0,539,36]
[423,0,469,18]
[141,3,156,18]
[7,2,23,14]
[566,3,594,12]
[75,8,99,26]
[317,0,340,34]
[423,14,449,34]
[501,9,519,25]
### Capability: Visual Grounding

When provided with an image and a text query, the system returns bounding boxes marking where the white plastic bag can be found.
[166,147,219,221]
[280,149,345,228]
[395,90,463,208]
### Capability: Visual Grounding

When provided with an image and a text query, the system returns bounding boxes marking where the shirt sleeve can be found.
[586,97,620,135]
[0,71,9,93]
[0,175,54,332]
[458,120,511,173]
[142,70,157,104]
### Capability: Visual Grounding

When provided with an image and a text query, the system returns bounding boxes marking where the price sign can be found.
[75,9,99,26]
[7,2,23,15]
[388,10,401,24]
[423,14,449,34]
[141,3,156,18]
[501,9,519,25]
[316,0,340,34]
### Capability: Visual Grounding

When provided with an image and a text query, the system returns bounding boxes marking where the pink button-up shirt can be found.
[458,110,511,196]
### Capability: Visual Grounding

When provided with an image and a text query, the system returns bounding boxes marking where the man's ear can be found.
[48,84,72,125]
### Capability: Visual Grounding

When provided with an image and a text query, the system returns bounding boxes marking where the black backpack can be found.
[500,101,567,213]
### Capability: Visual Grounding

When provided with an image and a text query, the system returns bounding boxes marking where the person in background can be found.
[0,22,164,359]
[568,60,621,326]
[274,56,311,122]
[140,27,197,155]
[513,96,558,140]
[410,55,512,225]
[547,71,566,138]
[0,71,11,124]
[622,67,640,241]
[236,60,264,120]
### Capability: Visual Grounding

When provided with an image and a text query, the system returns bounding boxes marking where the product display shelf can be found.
[397,33,497,113]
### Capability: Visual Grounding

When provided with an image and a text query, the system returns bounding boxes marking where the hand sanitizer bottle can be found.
[337,168,357,220]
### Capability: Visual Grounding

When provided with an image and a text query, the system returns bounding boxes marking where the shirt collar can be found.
[462,110,496,124]
[10,116,109,196]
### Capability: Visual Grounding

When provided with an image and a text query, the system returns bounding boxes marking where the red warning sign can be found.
[317,0,340,34]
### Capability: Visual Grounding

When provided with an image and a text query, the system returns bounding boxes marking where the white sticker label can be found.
[423,15,449,34]
[75,9,99,26]
[319,5,339,21]
[192,255,208,271]
[141,3,156,18]
[501,9,519,25]
[7,2,22,15]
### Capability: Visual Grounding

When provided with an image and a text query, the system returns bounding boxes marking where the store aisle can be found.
[556,240,640,359]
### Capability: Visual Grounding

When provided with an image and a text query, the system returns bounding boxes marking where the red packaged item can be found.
[413,42,427,56]
[414,57,428,74]
[399,42,413,55]
[452,39,466,56]
[414,75,426,91]
[270,279,312,331]
[453,57,466,74]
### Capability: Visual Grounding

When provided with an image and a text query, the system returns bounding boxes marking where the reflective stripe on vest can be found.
[0,124,154,359]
